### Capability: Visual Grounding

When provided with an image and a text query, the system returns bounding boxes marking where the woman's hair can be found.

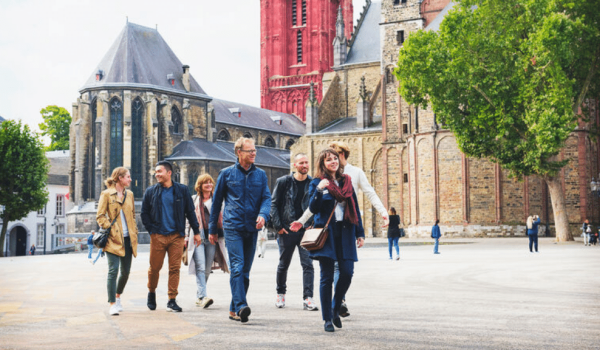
[195,173,215,197]
[389,207,397,215]
[314,148,344,180]
[104,167,129,188]
[526,216,533,229]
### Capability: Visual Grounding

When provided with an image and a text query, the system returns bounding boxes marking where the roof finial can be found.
[309,81,317,106]
[359,75,368,101]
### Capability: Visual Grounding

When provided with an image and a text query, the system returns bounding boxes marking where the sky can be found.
[0,0,367,138]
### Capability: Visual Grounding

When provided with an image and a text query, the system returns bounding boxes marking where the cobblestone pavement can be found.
[1,237,598,349]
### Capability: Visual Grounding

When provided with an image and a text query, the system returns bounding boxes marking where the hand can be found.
[289,221,303,232]
[256,216,265,230]
[357,237,365,248]
[194,234,202,246]
[382,215,390,225]
[278,228,289,234]
[209,234,218,245]
[317,179,330,190]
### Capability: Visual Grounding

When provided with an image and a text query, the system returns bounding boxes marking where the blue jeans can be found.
[192,241,217,299]
[225,230,257,313]
[434,238,440,253]
[388,237,399,258]
[93,248,104,263]
[528,234,538,252]
[88,244,94,259]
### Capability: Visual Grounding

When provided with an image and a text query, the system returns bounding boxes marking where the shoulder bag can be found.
[300,206,336,251]
[94,191,127,249]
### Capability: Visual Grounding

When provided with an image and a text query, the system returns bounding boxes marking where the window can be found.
[285,139,295,150]
[37,205,46,216]
[394,0,400,4]
[297,30,303,63]
[243,132,254,139]
[404,174,408,183]
[56,224,65,235]
[397,30,405,45]
[37,224,44,247]
[217,129,230,141]
[302,0,306,25]
[292,0,297,26]
[56,195,65,217]
[109,98,123,171]
[403,123,408,134]
[131,98,144,198]
[171,107,182,134]
[386,68,394,84]
[89,98,97,200]
[264,136,276,148]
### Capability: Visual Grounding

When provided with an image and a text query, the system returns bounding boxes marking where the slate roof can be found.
[317,117,382,135]
[166,138,291,169]
[46,150,70,185]
[344,1,381,66]
[425,2,456,32]
[212,98,305,136]
[80,22,207,96]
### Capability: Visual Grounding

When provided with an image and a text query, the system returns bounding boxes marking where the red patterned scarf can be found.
[324,174,358,226]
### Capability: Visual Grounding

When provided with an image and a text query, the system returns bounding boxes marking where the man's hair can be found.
[234,137,254,158]
[315,148,343,180]
[293,153,308,162]
[329,141,350,160]
[155,160,173,173]
[435,219,440,225]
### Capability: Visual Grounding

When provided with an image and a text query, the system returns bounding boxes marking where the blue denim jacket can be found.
[209,161,272,234]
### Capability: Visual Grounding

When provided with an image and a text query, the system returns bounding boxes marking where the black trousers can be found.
[276,230,314,299]
[528,234,538,252]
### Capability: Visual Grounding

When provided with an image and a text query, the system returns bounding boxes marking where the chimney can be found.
[182,65,190,92]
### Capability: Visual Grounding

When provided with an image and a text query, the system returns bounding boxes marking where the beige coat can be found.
[96,187,138,257]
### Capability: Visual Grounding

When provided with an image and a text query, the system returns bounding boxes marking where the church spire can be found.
[333,5,348,67]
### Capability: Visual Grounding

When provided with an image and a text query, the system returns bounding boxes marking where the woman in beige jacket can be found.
[96,167,138,316]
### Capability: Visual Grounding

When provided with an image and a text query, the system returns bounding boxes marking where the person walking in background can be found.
[257,226,268,258]
[209,137,271,324]
[526,215,541,253]
[306,148,365,332]
[87,232,94,262]
[29,244,36,255]
[270,153,317,311]
[431,220,442,254]
[582,219,590,246]
[96,167,139,316]
[385,208,401,260]
[141,160,201,313]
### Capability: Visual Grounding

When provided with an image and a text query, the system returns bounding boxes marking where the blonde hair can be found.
[329,141,350,160]
[194,173,215,197]
[105,167,129,188]
[234,137,255,159]
[526,216,533,229]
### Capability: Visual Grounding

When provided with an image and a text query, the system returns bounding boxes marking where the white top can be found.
[203,197,213,215]
[119,209,129,237]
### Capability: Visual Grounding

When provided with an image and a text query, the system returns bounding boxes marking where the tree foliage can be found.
[0,120,49,257]
[39,105,71,151]
[395,0,599,241]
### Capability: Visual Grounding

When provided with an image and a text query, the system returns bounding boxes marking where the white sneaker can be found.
[275,294,285,308]
[109,304,119,316]
[303,297,319,311]
[115,298,123,312]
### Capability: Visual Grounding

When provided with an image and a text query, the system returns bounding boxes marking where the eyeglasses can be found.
[239,149,257,154]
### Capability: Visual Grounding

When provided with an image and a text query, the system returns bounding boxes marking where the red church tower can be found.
[260,0,353,122]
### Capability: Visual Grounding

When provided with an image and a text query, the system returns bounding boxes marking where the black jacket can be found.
[141,182,200,236]
[270,174,313,232]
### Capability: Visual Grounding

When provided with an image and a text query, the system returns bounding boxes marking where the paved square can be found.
[0,237,598,349]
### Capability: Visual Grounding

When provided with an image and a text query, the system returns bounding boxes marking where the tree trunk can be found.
[0,211,9,257]
[546,176,574,242]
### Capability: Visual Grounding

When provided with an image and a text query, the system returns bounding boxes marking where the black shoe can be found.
[167,299,182,312]
[339,302,350,318]
[324,321,334,332]
[333,317,342,328]
[147,292,156,311]
[238,306,251,323]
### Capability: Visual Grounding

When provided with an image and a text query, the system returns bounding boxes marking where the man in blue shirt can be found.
[431,220,442,254]
[209,137,271,323]
[141,160,200,313]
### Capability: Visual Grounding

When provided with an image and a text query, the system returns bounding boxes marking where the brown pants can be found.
[148,233,184,299]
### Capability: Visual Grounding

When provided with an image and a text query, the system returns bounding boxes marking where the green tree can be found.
[396,0,599,242]
[39,105,71,151]
[0,120,49,257]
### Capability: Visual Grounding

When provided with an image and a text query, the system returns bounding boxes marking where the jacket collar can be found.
[236,161,255,174]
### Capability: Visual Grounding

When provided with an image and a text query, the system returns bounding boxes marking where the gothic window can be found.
[188,167,200,195]
[285,139,295,150]
[243,132,254,139]
[264,136,275,148]
[404,174,408,183]
[89,98,97,200]
[131,97,144,198]
[386,68,394,84]
[109,98,123,171]
[297,31,303,63]
[217,129,231,141]
[397,30,405,45]
[302,0,306,25]
[171,107,182,134]
[292,0,297,26]
[172,164,181,183]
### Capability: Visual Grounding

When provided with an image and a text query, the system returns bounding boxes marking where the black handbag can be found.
[94,191,126,249]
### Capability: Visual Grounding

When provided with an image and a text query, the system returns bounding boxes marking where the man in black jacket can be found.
[141,160,200,313]
[270,153,317,311]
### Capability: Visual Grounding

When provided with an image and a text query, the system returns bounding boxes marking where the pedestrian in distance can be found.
[29,244,36,255]
[305,148,365,332]
[257,226,268,258]
[526,215,541,253]
[185,173,228,309]
[87,231,105,264]
[141,160,201,313]
[431,220,442,254]
[96,167,139,316]
[270,153,317,311]
[582,219,590,246]
[384,207,401,260]
[209,137,271,324]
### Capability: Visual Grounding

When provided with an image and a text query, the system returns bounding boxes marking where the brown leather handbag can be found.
[300,207,336,251]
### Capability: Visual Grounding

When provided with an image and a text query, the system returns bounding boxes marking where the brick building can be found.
[291,0,600,237]
[68,22,305,236]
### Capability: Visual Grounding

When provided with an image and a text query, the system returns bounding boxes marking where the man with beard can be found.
[270,153,317,311]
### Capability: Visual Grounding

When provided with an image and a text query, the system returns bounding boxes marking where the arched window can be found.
[243,132,254,139]
[264,136,276,148]
[89,98,97,200]
[217,129,230,141]
[172,164,180,183]
[285,139,295,150]
[188,167,200,195]
[171,107,182,134]
[109,98,123,171]
[292,0,297,26]
[297,30,303,63]
[131,97,144,198]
